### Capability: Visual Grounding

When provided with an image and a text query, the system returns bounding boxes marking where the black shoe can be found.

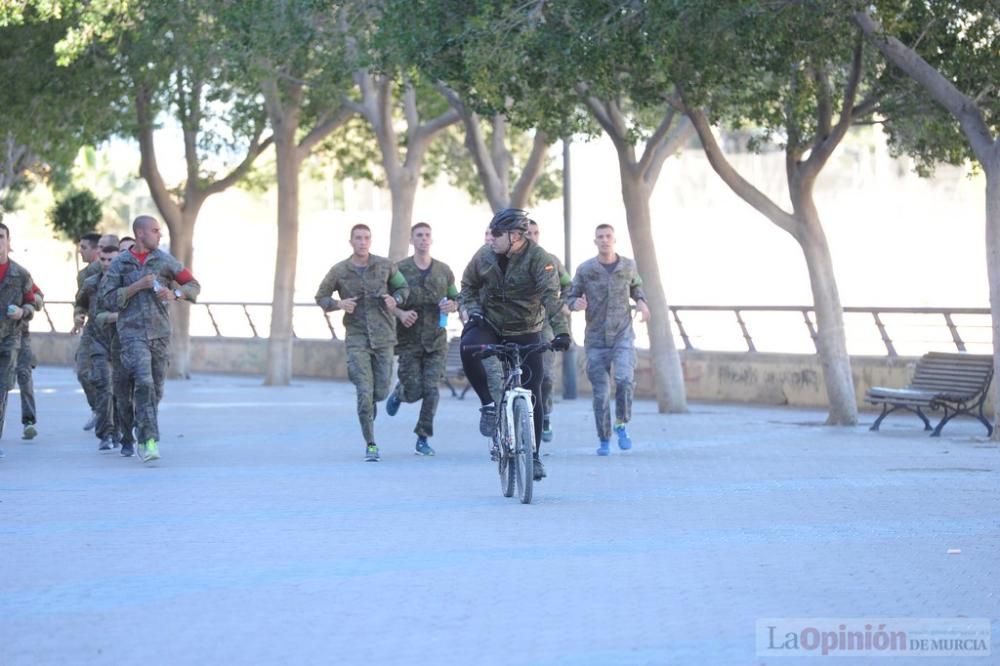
[120,442,135,457]
[386,385,401,416]
[533,457,546,481]
[479,404,496,437]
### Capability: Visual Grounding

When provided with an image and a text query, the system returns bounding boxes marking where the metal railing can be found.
[40,301,994,357]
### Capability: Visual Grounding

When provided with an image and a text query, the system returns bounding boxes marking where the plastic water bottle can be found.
[438,298,449,328]
[152,278,162,292]
[6,304,17,317]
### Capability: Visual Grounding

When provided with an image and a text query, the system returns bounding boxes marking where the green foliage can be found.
[868,0,1000,172]
[49,188,102,241]
[0,14,122,210]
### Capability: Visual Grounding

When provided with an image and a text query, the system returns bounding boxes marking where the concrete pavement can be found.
[1,367,997,665]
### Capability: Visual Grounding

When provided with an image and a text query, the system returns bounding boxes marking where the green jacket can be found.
[460,239,568,337]
[566,254,646,348]
[396,256,459,354]
[315,254,410,349]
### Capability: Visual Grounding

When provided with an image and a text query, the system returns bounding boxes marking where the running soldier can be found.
[72,232,102,430]
[566,224,650,455]
[76,236,119,451]
[524,220,572,443]
[0,223,38,459]
[17,283,43,440]
[315,224,410,462]
[384,223,459,456]
[98,216,200,463]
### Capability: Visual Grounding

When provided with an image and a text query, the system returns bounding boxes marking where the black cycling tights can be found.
[460,326,545,451]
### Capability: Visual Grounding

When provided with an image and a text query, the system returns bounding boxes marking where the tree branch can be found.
[510,129,550,208]
[135,84,182,232]
[637,108,677,176]
[853,9,995,161]
[683,101,798,236]
[814,62,833,140]
[298,104,354,157]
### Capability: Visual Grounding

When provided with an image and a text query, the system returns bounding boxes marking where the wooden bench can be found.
[867,352,994,437]
[442,336,472,399]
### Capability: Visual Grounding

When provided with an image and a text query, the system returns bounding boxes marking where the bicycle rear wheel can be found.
[512,396,534,504]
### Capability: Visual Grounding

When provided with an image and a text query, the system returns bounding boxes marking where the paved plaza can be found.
[1,366,997,665]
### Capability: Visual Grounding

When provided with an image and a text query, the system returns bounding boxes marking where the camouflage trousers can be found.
[586,345,636,441]
[540,349,555,422]
[76,335,98,412]
[111,336,135,446]
[120,337,169,443]
[347,343,393,445]
[89,335,118,441]
[16,328,36,426]
[395,347,446,438]
[0,328,22,438]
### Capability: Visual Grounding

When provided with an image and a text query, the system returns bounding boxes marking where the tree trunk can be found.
[620,172,688,413]
[387,170,418,261]
[168,209,198,379]
[265,130,301,386]
[791,181,858,425]
[985,161,1000,440]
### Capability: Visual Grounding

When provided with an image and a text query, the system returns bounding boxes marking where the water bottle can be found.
[6,304,17,317]
[152,278,162,292]
[438,298,449,328]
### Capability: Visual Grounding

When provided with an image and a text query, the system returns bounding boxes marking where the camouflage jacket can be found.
[315,255,410,349]
[0,260,37,340]
[460,239,568,337]
[540,252,572,341]
[395,256,459,354]
[76,272,115,349]
[76,260,101,291]
[98,248,201,343]
[566,255,646,348]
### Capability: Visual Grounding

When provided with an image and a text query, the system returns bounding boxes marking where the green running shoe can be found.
[365,443,380,462]
[142,438,160,463]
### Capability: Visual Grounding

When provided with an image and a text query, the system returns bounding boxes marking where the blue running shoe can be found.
[386,385,401,416]
[415,437,435,456]
[597,439,610,456]
[614,423,632,450]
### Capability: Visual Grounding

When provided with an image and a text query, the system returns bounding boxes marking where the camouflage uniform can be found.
[393,257,458,438]
[538,253,572,426]
[16,285,42,429]
[315,255,409,445]
[74,261,102,413]
[98,249,200,444]
[566,255,646,441]
[77,273,118,442]
[0,260,37,439]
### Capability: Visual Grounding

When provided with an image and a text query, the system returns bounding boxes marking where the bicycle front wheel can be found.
[512,396,535,504]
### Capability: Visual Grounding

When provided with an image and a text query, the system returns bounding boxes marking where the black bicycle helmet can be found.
[489,208,530,234]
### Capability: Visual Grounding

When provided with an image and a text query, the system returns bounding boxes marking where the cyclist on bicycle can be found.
[459,208,571,481]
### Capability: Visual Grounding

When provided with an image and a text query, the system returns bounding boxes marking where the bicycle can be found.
[465,340,552,504]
